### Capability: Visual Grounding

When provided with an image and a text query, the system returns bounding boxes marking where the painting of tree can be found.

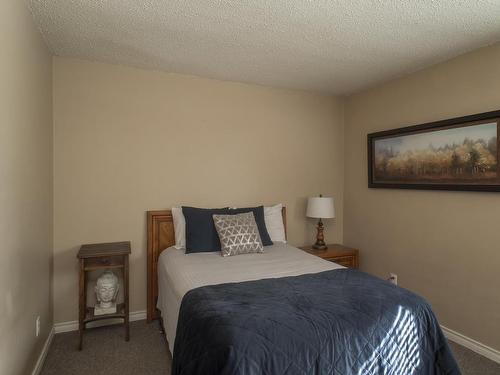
[371,120,499,185]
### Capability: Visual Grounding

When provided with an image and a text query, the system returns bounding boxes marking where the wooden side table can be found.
[299,244,359,268]
[77,241,131,350]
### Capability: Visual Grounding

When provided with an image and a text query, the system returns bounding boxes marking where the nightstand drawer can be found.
[84,255,124,270]
[329,256,356,268]
[299,244,359,269]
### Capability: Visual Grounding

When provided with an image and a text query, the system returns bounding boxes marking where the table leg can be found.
[78,259,85,350]
[124,255,130,341]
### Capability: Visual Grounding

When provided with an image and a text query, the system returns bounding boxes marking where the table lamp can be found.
[306,195,335,250]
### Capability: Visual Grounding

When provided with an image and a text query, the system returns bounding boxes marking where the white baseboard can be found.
[32,327,55,375]
[442,325,500,364]
[54,310,147,334]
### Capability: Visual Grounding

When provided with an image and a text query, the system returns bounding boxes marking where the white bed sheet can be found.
[157,242,343,353]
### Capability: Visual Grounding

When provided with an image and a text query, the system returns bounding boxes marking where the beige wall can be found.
[344,44,500,351]
[53,58,344,323]
[0,1,53,374]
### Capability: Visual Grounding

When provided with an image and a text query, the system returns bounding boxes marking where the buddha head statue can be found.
[95,271,119,308]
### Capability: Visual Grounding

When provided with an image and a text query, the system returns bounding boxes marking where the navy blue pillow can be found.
[229,206,273,246]
[182,207,230,253]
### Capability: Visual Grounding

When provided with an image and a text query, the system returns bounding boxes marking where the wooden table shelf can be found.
[77,241,131,350]
[84,303,126,323]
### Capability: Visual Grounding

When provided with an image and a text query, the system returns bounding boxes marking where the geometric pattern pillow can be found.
[213,212,264,257]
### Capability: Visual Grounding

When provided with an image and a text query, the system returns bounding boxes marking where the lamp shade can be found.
[306,196,335,219]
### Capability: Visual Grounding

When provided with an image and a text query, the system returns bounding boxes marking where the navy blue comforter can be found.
[172,269,460,375]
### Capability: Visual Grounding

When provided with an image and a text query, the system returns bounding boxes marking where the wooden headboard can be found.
[146,207,287,322]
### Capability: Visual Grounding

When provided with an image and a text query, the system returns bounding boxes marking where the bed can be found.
[146,208,460,375]
[146,207,290,324]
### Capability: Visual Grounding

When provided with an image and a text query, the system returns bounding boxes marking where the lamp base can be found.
[312,219,328,251]
[312,242,328,251]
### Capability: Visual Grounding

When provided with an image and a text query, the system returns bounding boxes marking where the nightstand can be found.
[299,244,359,268]
[77,241,131,350]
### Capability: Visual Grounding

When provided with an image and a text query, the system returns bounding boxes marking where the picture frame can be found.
[367,110,500,192]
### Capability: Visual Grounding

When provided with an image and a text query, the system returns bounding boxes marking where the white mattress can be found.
[157,242,343,353]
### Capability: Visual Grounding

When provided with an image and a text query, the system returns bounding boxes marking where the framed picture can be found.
[368,110,500,192]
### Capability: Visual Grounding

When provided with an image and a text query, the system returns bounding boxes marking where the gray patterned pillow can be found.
[213,212,264,257]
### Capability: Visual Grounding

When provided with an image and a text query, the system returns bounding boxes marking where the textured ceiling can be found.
[30,0,500,94]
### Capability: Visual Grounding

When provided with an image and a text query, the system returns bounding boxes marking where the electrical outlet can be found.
[389,273,398,286]
[35,316,40,337]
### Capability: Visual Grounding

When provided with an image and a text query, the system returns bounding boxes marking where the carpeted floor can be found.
[41,320,500,375]
[41,321,171,375]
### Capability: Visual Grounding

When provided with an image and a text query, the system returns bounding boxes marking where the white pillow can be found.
[264,204,286,243]
[171,207,186,249]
